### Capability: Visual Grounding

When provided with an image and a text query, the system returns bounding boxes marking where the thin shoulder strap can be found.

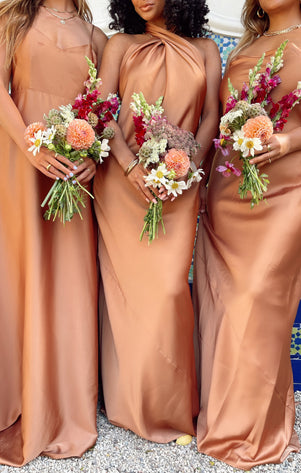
[90,24,95,43]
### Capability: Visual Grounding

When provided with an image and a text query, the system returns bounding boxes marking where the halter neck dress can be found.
[93,23,207,441]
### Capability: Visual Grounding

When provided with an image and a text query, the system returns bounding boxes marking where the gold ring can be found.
[46,164,51,171]
[269,158,272,164]
[268,144,271,152]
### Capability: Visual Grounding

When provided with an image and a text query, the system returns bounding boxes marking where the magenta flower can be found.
[225,96,238,113]
[216,161,241,178]
[214,136,230,156]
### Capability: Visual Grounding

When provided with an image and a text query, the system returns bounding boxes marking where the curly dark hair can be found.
[108,0,210,38]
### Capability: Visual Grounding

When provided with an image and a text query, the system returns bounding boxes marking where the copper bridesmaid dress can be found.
[0,11,98,466]
[194,36,301,470]
[94,23,206,442]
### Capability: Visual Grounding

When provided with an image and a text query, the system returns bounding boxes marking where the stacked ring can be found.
[46,164,51,171]
[267,144,271,152]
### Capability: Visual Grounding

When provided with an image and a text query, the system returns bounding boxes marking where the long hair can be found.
[0,0,93,68]
[228,0,301,64]
[108,0,210,38]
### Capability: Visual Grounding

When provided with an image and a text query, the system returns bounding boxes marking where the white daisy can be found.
[144,163,169,188]
[233,129,246,152]
[165,179,187,197]
[28,130,44,156]
[241,136,263,157]
[43,126,56,145]
[186,169,204,188]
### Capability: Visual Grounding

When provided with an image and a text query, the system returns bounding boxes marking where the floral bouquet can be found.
[24,57,120,223]
[215,40,301,208]
[130,92,203,244]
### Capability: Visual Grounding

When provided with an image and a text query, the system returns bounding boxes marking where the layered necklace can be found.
[42,4,78,24]
[263,23,301,36]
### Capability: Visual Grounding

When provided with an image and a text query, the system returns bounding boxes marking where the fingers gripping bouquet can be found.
[215,41,301,208]
[24,57,119,223]
[130,92,203,244]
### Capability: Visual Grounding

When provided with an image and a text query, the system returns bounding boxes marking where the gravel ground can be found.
[1,392,301,473]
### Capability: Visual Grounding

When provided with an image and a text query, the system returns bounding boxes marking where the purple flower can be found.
[213,137,230,156]
[216,161,241,178]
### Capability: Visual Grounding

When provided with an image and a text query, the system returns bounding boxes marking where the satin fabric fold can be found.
[194,39,301,470]
[94,23,206,442]
[0,11,98,466]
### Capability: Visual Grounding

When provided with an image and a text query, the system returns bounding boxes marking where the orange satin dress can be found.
[0,11,98,466]
[93,23,206,442]
[194,37,301,469]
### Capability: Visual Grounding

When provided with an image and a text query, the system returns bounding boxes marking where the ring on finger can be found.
[267,144,271,152]
[269,158,272,164]
[46,163,51,171]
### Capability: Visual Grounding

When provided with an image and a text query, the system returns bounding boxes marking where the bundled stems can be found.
[139,195,165,244]
[239,157,269,208]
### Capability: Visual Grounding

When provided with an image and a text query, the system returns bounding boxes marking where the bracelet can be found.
[124,158,139,176]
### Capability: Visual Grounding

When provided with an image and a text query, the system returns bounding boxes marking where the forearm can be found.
[106,119,137,172]
[194,112,219,172]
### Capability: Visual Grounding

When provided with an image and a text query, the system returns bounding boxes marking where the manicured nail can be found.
[73,165,78,170]
[69,172,74,177]
[56,177,59,180]
[72,180,76,184]
[64,176,68,181]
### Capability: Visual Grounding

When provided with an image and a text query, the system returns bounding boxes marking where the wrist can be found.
[124,158,139,176]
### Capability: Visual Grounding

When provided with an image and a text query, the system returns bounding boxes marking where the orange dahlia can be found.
[66,119,95,150]
[242,115,273,144]
[164,148,190,179]
[24,122,46,146]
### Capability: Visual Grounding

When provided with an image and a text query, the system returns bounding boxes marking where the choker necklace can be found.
[43,5,77,24]
[263,23,301,36]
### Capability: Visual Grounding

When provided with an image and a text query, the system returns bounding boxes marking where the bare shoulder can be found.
[93,25,108,45]
[189,37,220,64]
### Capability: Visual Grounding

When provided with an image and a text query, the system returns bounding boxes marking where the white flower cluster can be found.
[144,163,204,197]
[59,104,75,125]
[220,109,243,136]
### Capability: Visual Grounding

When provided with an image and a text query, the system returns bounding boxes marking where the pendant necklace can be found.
[263,24,301,37]
[42,5,77,24]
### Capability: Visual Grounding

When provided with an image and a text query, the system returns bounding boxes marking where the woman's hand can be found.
[126,164,158,203]
[25,147,77,180]
[73,157,97,184]
[249,133,291,168]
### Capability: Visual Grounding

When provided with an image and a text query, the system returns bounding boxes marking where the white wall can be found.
[89,0,244,37]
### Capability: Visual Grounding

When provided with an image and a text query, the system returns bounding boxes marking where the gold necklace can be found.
[263,23,301,36]
[43,5,77,24]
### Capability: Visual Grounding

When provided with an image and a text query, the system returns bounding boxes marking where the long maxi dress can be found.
[0,12,99,466]
[193,36,301,470]
[93,23,206,442]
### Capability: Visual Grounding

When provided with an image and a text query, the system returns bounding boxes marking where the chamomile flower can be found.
[28,130,44,156]
[241,136,262,157]
[144,163,169,188]
[43,126,56,145]
[233,129,246,152]
[165,179,187,197]
[186,169,204,188]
